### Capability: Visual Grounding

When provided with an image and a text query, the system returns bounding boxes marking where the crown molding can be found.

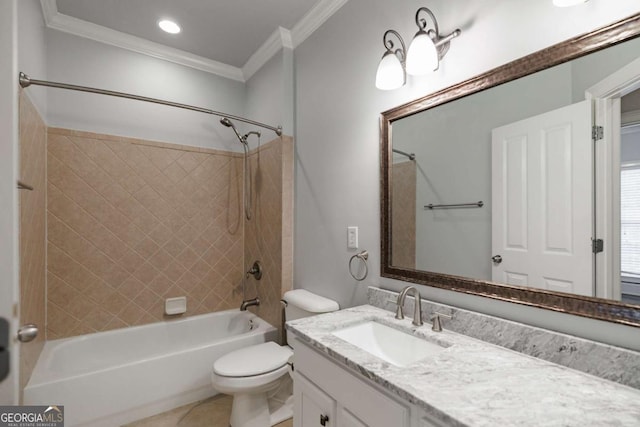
[40,0,349,82]
[40,2,244,81]
[243,27,293,80]
[40,0,58,25]
[244,0,348,79]
[291,0,350,48]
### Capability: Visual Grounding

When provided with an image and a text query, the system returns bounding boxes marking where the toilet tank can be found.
[283,289,339,321]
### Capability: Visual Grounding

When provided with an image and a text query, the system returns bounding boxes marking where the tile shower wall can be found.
[244,137,294,333]
[19,93,46,394]
[391,161,416,269]
[46,128,245,339]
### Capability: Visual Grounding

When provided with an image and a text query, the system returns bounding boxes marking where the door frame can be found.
[587,55,640,300]
[0,0,20,405]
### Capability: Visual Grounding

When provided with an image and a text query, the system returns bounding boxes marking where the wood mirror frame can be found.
[380,13,640,327]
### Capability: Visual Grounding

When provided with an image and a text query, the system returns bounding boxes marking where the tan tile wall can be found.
[391,160,416,269]
[19,93,47,396]
[244,136,294,336]
[47,128,245,339]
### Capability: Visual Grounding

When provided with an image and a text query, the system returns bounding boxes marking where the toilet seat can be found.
[213,342,293,378]
[212,342,293,396]
[212,363,290,394]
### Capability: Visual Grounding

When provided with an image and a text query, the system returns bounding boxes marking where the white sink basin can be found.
[331,321,447,367]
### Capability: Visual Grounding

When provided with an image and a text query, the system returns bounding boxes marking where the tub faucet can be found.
[395,286,423,326]
[240,298,260,311]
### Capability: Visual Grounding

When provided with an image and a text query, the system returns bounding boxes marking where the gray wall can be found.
[571,36,640,103]
[44,30,247,151]
[245,48,295,137]
[293,0,640,351]
[18,0,48,115]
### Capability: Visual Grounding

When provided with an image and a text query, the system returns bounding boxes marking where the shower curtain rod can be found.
[18,72,283,136]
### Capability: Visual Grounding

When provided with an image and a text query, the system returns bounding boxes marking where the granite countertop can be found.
[286,305,640,427]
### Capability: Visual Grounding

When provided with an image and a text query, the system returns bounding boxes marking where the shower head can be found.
[220,117,245,144]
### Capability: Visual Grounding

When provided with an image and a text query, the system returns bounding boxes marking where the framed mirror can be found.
[381,13,640,326]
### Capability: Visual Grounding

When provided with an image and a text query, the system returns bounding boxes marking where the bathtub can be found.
[24,310,278,427]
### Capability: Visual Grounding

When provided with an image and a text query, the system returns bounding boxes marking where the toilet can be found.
[211,289,339,427]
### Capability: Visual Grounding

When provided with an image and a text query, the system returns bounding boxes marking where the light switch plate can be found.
[347,226,358,249]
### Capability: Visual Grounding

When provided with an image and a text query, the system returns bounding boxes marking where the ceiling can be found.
[47,0,342,80]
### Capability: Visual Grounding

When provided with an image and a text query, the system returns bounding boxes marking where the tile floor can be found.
[123,394,293,427]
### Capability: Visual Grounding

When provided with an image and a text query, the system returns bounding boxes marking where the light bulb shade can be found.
[375,52,405,90]
[406,32,438,75]
[552,0,589,6]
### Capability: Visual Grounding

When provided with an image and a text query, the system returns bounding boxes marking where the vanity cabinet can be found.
[291,337,445,427]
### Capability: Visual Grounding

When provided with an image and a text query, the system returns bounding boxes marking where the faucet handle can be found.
[429,312,452,332]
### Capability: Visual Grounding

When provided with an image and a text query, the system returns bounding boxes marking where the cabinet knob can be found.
[320,414,329,426]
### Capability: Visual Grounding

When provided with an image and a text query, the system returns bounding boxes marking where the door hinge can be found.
[592,125,604,140]
[592,238,604,253]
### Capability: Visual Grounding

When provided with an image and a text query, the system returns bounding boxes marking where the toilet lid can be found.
[213,342,293,377]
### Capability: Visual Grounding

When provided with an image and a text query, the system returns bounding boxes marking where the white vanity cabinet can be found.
[291,337,445,427]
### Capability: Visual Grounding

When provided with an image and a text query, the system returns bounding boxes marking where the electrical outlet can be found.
[347,226,358,249]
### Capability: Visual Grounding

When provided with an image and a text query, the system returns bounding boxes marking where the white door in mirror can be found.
[491,100,593,296]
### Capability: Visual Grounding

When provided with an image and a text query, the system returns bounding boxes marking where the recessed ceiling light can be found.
[553,0,589,7]
[158,19,181,34]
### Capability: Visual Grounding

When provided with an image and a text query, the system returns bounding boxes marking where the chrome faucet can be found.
[240,298,260,311]
[395,286,423,326]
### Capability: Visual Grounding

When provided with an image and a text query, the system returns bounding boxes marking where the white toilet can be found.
[211,289,339,427]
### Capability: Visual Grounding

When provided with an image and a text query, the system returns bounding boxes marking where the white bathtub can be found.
[24,310,278,427]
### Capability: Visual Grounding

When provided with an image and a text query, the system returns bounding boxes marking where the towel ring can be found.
[349,250,369,281]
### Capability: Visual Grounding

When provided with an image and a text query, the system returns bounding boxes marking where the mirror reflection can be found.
[390,36,640,304]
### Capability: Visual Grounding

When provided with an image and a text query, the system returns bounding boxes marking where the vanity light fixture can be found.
[158,19,181,34]
[375,30,406,90]
[375,6,461,89]
[406,7,461,76]
[553,0,589,6]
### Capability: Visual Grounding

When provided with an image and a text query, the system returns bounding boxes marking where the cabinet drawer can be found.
[292,338,410,427]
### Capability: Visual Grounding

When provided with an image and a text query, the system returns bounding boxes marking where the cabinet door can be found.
[337,407,367,427]
[293,339,410,427]
[294,372,336,427]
